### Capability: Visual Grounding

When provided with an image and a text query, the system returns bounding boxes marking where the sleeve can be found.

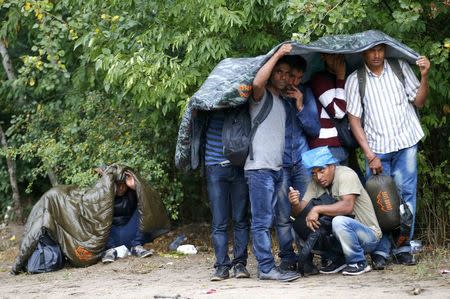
[310,73,347,119]
[296,87,320,138]
[400,60,420,102]
[344,72,363,118]
[334,167,361,198]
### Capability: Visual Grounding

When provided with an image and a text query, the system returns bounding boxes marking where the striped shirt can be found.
[309,71,347,148]
[204,111,228,166]
[345,59,424,154]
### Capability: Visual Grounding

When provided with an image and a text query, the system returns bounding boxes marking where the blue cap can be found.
[301,146,339,170]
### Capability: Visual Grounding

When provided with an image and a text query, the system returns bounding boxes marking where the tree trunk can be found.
[47,170,59,186]
[0,125,22,221]
[0,40,16,80]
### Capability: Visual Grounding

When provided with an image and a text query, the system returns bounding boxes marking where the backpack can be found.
[222,90,273,166]
[27,231,64,274]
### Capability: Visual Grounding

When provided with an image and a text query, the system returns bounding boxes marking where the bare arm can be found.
[252,43,292,101]
[348,113,382,175]
[413,56,430,108]
[306,194,356,231]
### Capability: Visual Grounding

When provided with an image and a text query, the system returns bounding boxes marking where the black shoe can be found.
[211,266,230,281]
[279,260,297,272]
[319,259,347,274]
[371,254,387,270]
[342,261,371,276]
[234,263,250,278]
[302,259,319,276]
[393,252,416,265]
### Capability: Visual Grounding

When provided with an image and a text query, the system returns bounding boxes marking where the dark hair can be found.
[275,55,291,67]
[287,55,307,72]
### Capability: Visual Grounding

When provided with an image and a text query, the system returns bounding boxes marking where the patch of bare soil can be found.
[0,223,449,299]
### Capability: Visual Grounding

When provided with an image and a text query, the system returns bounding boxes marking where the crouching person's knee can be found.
[331,216,350,236]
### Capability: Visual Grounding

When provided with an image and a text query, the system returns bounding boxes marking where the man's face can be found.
[116,182,128,196]
[311,165,335,188]
[270,62,291,91]
[363,44,386,70]
[288,68,304,87]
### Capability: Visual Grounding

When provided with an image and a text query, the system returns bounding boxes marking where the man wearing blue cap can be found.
[288,146,382,275]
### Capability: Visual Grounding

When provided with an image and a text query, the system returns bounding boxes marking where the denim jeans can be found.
[275,164,311,264]
[245,169,283,273]
[207,164,249,269]
[106,208,152,249]
[367,144,418,256]
[332,216,380,264]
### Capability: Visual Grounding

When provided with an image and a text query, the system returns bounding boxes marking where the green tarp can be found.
[174,30,420,171]
[12,164,170,274]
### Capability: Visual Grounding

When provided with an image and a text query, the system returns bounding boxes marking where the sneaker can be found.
[393,252,416,265]
[371,254,387,270]
[319,259,347,274]
[131,245,154,258]
[342,261,371,276]
[234,263,250,278]
[102,248,117,263]
[258,267,301,282]
[279,260,297,272]
[211,266,230,281]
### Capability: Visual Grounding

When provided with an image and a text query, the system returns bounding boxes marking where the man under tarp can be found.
[11,164,170,274]
[175,30,421,172]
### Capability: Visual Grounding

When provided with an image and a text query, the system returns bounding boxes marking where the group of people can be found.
[203,43,430,282]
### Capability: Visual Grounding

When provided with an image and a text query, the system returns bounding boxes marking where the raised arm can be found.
[413,56,430,108]
[253,43,292,101]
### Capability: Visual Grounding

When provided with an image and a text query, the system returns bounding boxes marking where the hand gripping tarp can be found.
[12,164,170,274]
[175,30,420,171]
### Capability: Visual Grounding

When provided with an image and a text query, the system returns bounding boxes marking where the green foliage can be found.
[0,0,449,241]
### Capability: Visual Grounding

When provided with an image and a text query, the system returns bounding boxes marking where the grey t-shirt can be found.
[244,89,286,171]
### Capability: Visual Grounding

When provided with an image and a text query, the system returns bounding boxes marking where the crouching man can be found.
[289,146,382,275]
[102,170,154,262]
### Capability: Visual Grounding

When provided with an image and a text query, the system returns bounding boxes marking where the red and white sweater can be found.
[308,71,347,148]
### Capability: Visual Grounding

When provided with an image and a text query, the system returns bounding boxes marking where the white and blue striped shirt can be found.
[345,59,424,154]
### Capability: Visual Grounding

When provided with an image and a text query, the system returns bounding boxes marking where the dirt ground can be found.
[0,223,449,299]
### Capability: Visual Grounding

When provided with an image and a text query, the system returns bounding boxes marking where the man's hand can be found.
[306,207,320,232]
[275,43,293,58]
[288,187,300,207]
[285,86,304,111]
[416,56,430,77]
[367,155,383,175]
[124,171,136,190]
[333,54,346,80]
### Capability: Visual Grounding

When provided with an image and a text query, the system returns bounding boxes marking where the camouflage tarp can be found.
[175,30,420,171]
[12,164,170,274]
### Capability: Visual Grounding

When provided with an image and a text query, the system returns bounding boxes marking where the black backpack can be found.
[27,231,64,274]
[222,90,273,166]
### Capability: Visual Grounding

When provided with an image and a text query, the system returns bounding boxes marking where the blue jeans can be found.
[275,164,311,264]
[245,169,283,273]
[367,144,418,256]
[206,164,249,268]
[332,216,380,264]
[107,209,151,249]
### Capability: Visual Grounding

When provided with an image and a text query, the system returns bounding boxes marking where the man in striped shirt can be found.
[345,44,430,268]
